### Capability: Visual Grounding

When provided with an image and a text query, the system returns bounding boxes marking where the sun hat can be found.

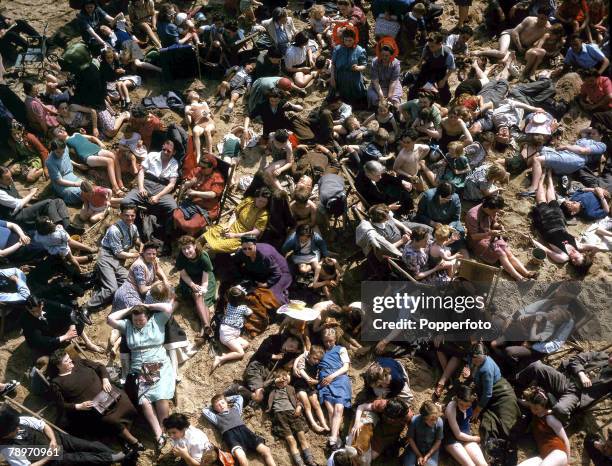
[277,300,321,321]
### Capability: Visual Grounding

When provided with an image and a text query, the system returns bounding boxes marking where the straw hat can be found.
[277,300,321,321]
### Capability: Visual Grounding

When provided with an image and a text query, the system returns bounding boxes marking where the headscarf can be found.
[199,153,218,169]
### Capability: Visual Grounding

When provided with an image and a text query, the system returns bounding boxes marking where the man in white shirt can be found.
[121,139,179,251]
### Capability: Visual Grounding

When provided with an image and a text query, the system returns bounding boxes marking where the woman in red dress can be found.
[518,387,570,466]
[173,154,225,237]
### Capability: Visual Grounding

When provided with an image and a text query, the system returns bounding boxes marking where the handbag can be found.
[139,362,163,386]
[92,385,122,415]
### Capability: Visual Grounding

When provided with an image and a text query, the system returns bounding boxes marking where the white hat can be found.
[526,112,551,135]
[176,12,188,26]
[277,300,321,321]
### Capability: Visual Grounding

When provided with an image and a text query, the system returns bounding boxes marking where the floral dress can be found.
[112,257,156,311]
[402,243,450,285]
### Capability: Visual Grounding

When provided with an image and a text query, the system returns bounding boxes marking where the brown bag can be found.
[244,288,280,337]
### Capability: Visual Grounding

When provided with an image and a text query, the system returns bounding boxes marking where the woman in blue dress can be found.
[444,385,487,466]
[318,327,352,451]
[107,302,175,451]
[330,27,367,108]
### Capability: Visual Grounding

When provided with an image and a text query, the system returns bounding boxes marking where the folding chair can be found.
[215,156,239,225]
[455,258,502,308]
[341,165,371,211]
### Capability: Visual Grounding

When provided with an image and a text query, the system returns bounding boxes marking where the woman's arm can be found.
[547,414,570,457]
[107,307,132,330]
[459,120,474,143]
[321,362,349,386]
[446,402,480,442]
[146,301,174,316]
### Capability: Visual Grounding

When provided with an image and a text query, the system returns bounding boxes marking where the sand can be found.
[0,0,610,465]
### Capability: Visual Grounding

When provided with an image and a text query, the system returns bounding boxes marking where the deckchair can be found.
[455,258,502,308]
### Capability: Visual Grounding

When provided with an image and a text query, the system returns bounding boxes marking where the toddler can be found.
[312,256,341,300]
[440,140,471,191]
[363,100,399,142]
[290,185,317,230]
[292,345,330,433]
[430,224,462,278]
[211,286,253,373]
[118,125,148,175]
[215,62,255,121]
[309,5,332,49]
[79,180,112,223]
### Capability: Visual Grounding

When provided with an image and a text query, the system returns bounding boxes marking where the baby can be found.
[292,345,330,433]
[309,5,333,49]
[185,90,216,162]
[430,224,463,278]
[118,125,148,175]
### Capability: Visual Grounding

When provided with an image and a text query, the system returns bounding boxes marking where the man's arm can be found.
[150,177,177,203]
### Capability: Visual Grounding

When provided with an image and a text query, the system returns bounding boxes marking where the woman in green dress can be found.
[175,235,217,337]
[107,302,176,451]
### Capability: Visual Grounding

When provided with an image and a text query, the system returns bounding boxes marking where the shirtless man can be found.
[393,129,433,191]
[473,9,551,61]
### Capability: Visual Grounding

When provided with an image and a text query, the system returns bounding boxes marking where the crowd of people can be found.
[0,0,611,465]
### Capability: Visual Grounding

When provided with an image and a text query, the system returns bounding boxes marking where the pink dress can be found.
[466,203,508,264]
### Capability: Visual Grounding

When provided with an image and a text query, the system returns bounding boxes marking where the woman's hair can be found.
[436,182,454,199]
[524,386,549,407]
[49,348,68,371]
[309,4,326,18]
[447,140,464,155]
[274,129,290,143]
[35,216,55,235]
[254,186,272,199]
[293,31,309,47]
[50,139,66,151]
[342,27,357,40]
[142,241,159,253]
[177,235,202,256]
[296,224,313,237]
[364,362,392,386]
[337,0,354,6]
[321,257,337,274]
[572,251,595,277]
[186,90,200,102]
[80,180,93,192]
[150,282,170,302]
[384,397,410,420]
[479,131,495,144]
[434,224,452,242]
[272,7,287,22]
[486,164,508,182]
[322,327,337,340]
[293,185,311,203]
[482,195,505,210]
[226,285,247,306]
[0,405,21,439]
[163,412,191,431]
[420,400,442,417]
[455,384,473,402]
[158,3,176,22]
[131,304,151,318]
[411,226,429,242]
[380,44,394,55]
[369,203,390,223]
[549,23,565,37]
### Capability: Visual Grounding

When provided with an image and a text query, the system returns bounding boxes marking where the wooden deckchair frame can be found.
[455,258,502,308]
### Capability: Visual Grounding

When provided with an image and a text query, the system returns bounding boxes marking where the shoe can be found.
[125,441,145,452]
[560,175,570,195]
[78,307,93,325]
[0,380,20,397]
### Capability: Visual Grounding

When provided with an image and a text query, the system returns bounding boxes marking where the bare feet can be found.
[210,356,221,374]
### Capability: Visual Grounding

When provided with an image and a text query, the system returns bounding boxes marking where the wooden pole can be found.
[3,396,67,435]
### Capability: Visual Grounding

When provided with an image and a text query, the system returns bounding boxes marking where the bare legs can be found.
[473,32,511,60]
[87,150,125,194]
[141,399,169,440]
[211,336,249,372]
[297,391,330,433]
[523,48,547,79]
[325,401,344,445]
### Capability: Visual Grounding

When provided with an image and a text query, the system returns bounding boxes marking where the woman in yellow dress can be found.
[200,187,272,253]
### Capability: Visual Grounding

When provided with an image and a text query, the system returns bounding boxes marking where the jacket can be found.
[261,17,297,48]
[267,384,298,413]
[281,232,329,258]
